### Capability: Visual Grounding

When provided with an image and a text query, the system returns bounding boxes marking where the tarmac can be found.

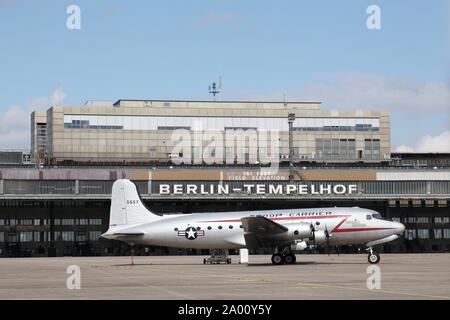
[0,253,449,300]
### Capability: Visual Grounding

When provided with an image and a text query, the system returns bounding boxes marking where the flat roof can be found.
[113,99,322,106]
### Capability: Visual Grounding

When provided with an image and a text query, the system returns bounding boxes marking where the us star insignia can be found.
[178,226,205,240]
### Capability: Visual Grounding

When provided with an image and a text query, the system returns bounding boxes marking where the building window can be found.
[9,219,17,226]
[33,231,41,242]
[62,231,74,242]
[20,219,33,226]
[62,219,74,226]
[0,219,4,226]
[89,231,102,241]
[417,229,429,239]
[89,219,102,225]
[416,217,429,223]
[54,219,61,226]
[407,217,416,223]
[315,138,356,160]
[75,232,87,242]
[34,219,40,226]
[54,231,62,241]
[433,229,442,239]
[20,232,33,242]
[79,219,89,225]
[392,217,401,222]
[406,229,416,240]
[443,229,450,239]
[0,232,4,242]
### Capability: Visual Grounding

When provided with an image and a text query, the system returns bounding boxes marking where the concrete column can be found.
[148,171,152,194]
[75,180,79,194]
[0,179,3,195]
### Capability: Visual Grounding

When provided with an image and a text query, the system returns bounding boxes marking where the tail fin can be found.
[109,179,161,226]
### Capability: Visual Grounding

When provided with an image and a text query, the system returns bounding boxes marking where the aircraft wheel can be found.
[368,253,380,264]
[283,253,296,264]
[271,253,284,265]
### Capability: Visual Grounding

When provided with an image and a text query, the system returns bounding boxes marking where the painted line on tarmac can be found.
[290,281,450,300]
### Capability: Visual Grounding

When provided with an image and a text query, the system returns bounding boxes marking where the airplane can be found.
[102,179,405,265]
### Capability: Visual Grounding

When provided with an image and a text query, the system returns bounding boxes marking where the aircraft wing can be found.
[241,216,288,249]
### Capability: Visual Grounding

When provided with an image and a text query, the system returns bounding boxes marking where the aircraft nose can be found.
[395,222,405,235]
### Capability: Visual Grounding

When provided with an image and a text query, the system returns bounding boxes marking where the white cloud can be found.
[285,73,450,114]
[395,131,450,153]
[0,88,66,149]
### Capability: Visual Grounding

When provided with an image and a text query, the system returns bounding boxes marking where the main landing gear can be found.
[367,247,381,264]
[271,247,296,265]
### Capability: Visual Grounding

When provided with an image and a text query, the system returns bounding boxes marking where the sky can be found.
[0,0,449,151]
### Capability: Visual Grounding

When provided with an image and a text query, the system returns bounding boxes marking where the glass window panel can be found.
[322,118,332,127]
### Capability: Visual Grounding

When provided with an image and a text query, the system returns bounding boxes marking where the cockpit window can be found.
[372,213,383,219]
[366,215,372,220]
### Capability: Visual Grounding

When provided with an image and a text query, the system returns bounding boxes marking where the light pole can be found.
[288,113,295,182]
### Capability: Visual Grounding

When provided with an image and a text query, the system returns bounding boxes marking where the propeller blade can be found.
[325,227,330,256]
[309,223,316,251]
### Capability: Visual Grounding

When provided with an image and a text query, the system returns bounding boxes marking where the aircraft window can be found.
[239,225,243,228]
[229,225,233,229]
[218,226,223,230]
[372,213,389,221]
[207,226,212,230]
[366,215,372,220]
[196,226,201,231]
[174,228,178,231]
[315,221,320,225]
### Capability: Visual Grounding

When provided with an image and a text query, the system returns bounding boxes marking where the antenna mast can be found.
[208,76,222,101]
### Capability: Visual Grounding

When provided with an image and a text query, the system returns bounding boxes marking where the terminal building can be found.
[32,99,390,165]
[0,99,448,257]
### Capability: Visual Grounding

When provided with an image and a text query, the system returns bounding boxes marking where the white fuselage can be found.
[103,207,405,249]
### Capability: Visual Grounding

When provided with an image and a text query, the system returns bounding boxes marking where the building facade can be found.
[37,99,390,164]
[31,111,47,165]
[0,156,449,257]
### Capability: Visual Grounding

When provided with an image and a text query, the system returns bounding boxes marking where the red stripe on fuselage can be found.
[200,215,350,223]
[332,227,395,233]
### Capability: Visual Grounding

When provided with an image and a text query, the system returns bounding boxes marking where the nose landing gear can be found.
[367,247,380,264]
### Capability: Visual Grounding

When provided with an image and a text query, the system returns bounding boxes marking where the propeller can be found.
[309,223,316,251]
[324,226,330,256]
[310,222,331,255]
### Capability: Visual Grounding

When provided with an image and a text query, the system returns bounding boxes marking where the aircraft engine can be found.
[309,230,329,244]
[286,223,312,240]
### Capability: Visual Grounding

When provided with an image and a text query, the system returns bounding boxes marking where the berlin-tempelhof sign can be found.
[159,184,358,195]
